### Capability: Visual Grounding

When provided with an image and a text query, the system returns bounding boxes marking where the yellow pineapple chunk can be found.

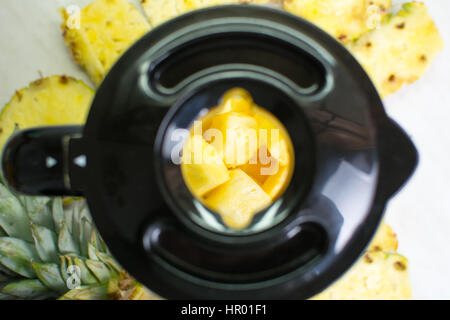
[0,76,94,148]
[183,89,293,230]
[283,0,391,42]
[181,135,230,197]
[368,223,398,252]
[201,88,253,133]
[238,146,277,186]
[347,2,444,97]
[204,169,272,229]
[262,163,291,200]
[253,108,291,166]
[312,251,412,300]
[217,88,254,115]
[209,112,258,168]
[141,0,276,27]
[61,0,151,86]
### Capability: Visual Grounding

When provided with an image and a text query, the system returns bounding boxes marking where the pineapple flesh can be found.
[282,0,391,42]
[312,251,412,300]
[347,2,444,97]
[368,222,398,252]
[209,112,259,168]
[0,75,93,149]
[181,135,230,198]
[204,169,273,229]
[181,89,294,230]
[61,0,151,86]
[140,0,279,27]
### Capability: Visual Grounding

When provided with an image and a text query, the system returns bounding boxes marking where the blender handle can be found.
[1,126,84,196]
[377,118,419,200]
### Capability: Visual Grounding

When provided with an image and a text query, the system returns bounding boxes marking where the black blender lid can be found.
[63,6,418,299]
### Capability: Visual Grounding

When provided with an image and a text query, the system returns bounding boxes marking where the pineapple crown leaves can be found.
[0,182,122,299]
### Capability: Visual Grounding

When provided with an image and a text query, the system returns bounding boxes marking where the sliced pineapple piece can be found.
[347,2,443,97]
[283,0,391,42]
[204,169,272,229]
[238,146,276,186]
[61,0,151,86]
[183,89,293,230]
[217,88,254,115]
[181,135,230,198]
[201,88,254,133]
[140,0,179,27]
[0,75,94,148]
[312,251,412,300]
[141,0,276,27]
[262,163,291,200]
[253,108,291,166]
[368,223,398,252]
[209,112,258,168]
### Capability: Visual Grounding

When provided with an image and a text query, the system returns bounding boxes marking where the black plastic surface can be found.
[2,126,82,196]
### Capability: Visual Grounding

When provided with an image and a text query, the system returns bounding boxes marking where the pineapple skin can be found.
[61,0,151,86]
[347,2,444,98]
[0,75,93,148]
[282,0,391,42]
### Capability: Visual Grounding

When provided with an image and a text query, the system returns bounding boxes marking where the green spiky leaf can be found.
[0,184,32,241]
[0,237,40,262]
[0,256,35,278]
[59,285,108,300]
[51,198,65,233]
[0,292,17,300]
[21,197,53,229]
[31,224,59,264]
[73,257,98,285]
[85,259,111,283]
[32,262,66,293]
[1,279,51,299]
[58,223,80,255]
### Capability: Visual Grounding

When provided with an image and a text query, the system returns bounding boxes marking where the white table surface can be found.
[0,0,449,299]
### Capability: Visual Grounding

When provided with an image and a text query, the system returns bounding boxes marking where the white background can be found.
[0,0,449,299]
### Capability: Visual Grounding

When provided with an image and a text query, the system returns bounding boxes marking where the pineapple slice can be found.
[141,0,276,27]
[282,0,391,42]
[312,251,412,300]
[0,75,94,148]
[209,112,258,168]
[368,223,398,252]
[61,0,151,86]
[204,169,272,229]
[347,2,444,97]
[181,135,230,198]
